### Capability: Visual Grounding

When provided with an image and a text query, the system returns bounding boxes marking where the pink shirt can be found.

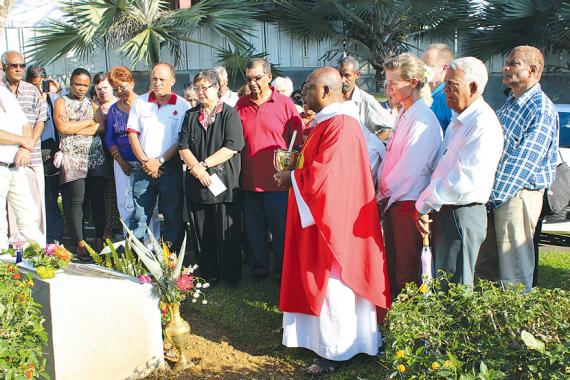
[236,90,303,192]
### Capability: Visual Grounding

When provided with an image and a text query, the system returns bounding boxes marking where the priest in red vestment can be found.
[274,67,391,373]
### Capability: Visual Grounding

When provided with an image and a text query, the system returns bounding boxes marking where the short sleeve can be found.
[221,106,245,151]
[126,98,141,134]
[178,110,193,151]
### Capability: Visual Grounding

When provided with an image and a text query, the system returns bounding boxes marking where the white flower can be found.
[424,65,435,83]
[193,264,199,270]
[193,292,200,298]
[196,283,202,288]
[189,268,194,273]
[202,300,207,305]
[203,282,210,289]
[192,299,197,303]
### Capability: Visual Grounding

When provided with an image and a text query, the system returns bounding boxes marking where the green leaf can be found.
[521,330,546,353]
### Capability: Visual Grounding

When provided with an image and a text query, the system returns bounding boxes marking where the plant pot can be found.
[164,303,192,371]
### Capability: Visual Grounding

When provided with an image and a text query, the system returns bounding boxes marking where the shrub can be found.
[383,276,570,378]
[0,263,48,379]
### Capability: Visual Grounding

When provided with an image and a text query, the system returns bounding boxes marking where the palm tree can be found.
[462,0,570,69]
[26,0,258,68]
[258,0,480,90]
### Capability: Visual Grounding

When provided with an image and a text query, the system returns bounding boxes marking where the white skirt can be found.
[282,262,381,361]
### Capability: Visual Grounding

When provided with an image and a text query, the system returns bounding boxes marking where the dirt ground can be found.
[144,309,302,380]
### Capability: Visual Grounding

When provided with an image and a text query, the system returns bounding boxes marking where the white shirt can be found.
[126,92,189,158]
[378,99,443,209]
[415,97,504,214]
[220,90,239,107]
[364,128,385,188]
[0,85,29,163]
[349,86,395,132]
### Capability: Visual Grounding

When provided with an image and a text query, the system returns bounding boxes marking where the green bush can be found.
[0,263,48,379]
[384,276,570,379]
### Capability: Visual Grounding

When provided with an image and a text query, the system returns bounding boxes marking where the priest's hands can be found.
[413,209,432,237]
[273,171,292,188]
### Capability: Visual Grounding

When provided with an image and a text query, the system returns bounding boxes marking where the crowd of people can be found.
[0,43,560,373]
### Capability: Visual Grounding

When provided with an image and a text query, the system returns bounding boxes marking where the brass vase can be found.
[165,303,192,371]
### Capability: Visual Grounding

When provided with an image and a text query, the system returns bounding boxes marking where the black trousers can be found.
[44,174,63,243]
[188,201,242,283]
[61,176,106,244]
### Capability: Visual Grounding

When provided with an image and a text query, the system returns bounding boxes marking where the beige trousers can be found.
[8,164,46,247]
[476,189,544,291]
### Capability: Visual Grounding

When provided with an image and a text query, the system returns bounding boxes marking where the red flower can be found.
[176,274,194,292]
[12,273,21,280]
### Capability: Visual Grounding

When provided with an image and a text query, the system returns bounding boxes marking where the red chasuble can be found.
[279,113,392,316]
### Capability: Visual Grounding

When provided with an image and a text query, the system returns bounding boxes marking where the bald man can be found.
[422,43,454,132]
[274,67,391,373]
[476,46,559,292]
[127,62,189,251]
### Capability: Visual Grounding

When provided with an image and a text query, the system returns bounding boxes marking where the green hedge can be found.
[0,263,48,379]
[384,277,570,379]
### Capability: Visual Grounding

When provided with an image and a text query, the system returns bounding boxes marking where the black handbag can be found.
[543,149,570,215]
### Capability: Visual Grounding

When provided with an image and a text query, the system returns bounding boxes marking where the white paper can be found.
[208,173,227,196]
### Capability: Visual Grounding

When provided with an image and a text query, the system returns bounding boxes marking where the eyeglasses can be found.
[192,84,215,93]
[5,63,26,69]
[112,84,129,92]
[245,74,266,83]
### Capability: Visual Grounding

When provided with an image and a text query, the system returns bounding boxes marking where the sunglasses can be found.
[4,63,26,69]
[245,74,266,83]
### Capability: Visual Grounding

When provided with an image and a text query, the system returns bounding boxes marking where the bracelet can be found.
[20,145,32,152]
[112,151,120,160]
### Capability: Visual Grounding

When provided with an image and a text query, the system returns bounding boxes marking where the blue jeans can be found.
[242,191,288,278]
[130,165,184,252]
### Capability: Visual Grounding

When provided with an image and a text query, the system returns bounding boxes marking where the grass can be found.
[182,251,569,379]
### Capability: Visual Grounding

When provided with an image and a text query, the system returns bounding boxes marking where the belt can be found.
[442,202,483,209]
[0,161,15,169]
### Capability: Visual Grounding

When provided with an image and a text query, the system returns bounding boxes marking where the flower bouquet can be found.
[21,241,72,279]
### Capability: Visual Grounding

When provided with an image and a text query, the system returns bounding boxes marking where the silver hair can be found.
[337,56,360,72]
[212,65,228,81]
[1,50,23,65]
[449,57,488,94]
[271,76,294,97]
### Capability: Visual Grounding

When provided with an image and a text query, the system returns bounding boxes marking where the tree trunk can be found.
[0,0,15,32]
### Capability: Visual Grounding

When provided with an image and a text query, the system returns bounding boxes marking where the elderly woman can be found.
[54,68,106,260]
[179,69,245,287]
[377,53,443,297]
[105,66,160,239]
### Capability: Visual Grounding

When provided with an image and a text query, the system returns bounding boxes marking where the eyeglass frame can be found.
[192,84,216,93]
[3,63,26,70]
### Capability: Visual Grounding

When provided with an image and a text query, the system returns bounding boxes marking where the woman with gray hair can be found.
[178,69,245,287]
[377,53,443,297]
[271,76,294,97]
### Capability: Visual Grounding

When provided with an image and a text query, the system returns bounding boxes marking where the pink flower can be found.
[176,274,194,291]
[138,274,152,284]
[45,243,58,256]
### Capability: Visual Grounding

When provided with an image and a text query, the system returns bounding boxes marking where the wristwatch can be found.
[200,160,208,169]
[158,157,165,165]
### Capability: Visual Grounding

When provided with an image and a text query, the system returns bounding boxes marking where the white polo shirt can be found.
[127,92,189,159]
[0,85,29,163]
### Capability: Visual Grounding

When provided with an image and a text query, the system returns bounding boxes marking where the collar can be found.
[3,78,22,96]
[148,91,177,108]
[432,82,445,97]
[397,97,424,120]
[315,101,360,124]
[512,82,541,107]
[244,86,276,106]
[454,96,485,126]
[349,85,362,104]
[198,100,224,125]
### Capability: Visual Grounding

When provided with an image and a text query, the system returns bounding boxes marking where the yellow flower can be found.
[162,243,170,265]
[419,283,428,294]
[397,364,406,373]
[54,246,71,261]
[27,280,34,287]
[395,350,405,359]
[431,362,440,370]
[443,360,453,368]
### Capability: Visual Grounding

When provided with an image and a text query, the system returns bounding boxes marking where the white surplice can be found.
[282,102,381,361]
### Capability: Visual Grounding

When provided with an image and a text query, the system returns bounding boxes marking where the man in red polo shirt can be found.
[235,58,303,282]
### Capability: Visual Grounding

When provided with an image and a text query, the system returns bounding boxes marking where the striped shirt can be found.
[490,83,559,207]
[3,80,47,166]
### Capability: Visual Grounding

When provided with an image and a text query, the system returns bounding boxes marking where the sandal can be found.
[306,358,340,374]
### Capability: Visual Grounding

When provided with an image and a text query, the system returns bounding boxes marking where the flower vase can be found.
[165,303,192,371]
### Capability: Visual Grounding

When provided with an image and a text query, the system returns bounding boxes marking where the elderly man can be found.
[213,65,239,107]
[127,62,189,252]
[274,67,391,374]
[337,56,393,184]
[0,82,43,249]
[415,57,503,286]
[235,58,303,282]
[422,44,454,132]
[476,46,559,292]
[2,50,47,246]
